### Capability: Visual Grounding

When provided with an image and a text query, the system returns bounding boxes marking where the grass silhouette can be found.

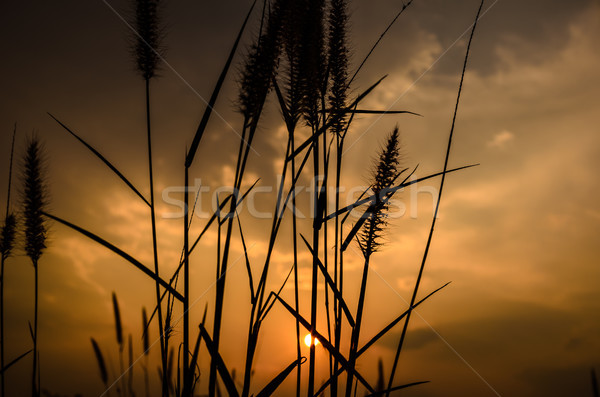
[1,0,493,396]
[0,125,17,397]
[22,136,48,397]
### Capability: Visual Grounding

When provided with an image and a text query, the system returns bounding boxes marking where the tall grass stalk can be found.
[182,1,259,387]
[144,74,167,397]
[280,2,304,387]
[347,0,414,87]
[327,0,349,391]
[240,138,294,397]
[237,31,328,395]
[345,127,400,396]
[385,1,485,395]
[209,3,286,396]
[22,137,47,397]
[182,162,191,396]
[131,0,167,394]
[280,1,305,390]
[0,124,17,397]
[297,1,327,394]
[39,1,482,395]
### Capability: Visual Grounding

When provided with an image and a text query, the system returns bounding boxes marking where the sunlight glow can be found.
[304,333,320,347]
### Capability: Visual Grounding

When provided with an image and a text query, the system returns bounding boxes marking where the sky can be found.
[1,0,600,396]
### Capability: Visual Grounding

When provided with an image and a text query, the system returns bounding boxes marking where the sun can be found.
[304,333,320,347]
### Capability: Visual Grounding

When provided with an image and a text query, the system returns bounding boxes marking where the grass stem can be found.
[385,2,485,394]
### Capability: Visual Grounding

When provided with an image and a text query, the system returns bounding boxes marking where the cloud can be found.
[487,130,514,148]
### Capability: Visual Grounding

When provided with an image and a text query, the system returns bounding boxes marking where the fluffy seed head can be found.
[359,127,401,255]
[281,0,307,126]
[238,0,287,123]
[298,0,326,127]
[22,137,47,265]
[327,0,349,136]
[133,0,163,80]
[1,213,17,261]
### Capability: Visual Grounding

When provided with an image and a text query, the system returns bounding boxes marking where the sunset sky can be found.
[1,0,599,396]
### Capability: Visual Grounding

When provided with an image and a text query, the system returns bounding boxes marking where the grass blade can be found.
[299,234,355,327]
[349,75,388,108]
[328,109,421,116]
[348,1,413,86]
[198,322,239,397]
[5,123,17,216]
[145,179,261,353]
[0,349,32,375]
[236,215,255,303]
[364,381,428,396]
[189,178,259,257]
[48,113,150,207]
[255,357,306,397]
[325,164,478,223]
[313,282,449,397]
[340,160,407,253]
[185,0,258,168]
[43,211,183,302]
[189,304,208,385]
[287,76,388,161]
[142,179,262,332]
[357,282,450,356]
[272,79,292,127]
[386,2,485,393]
[272,293,375,394]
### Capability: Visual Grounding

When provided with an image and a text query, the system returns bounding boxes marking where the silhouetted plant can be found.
[0,124,17,397]
[345,127,401,396]
[0,214,16,265]
[130,0,168,394]
[90,338,109,395]
[326,1,349,392]
[36,0,486,396]
[298,0,326,128]
[112,292,126,396]
[385,2,485,395]
[327,0,349,138]
[22,136,48,397]
[359,127,401,256]
[238,0,286,125]
[133,0,163,81]
[92,294,146,397]
[208,3,289,396]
